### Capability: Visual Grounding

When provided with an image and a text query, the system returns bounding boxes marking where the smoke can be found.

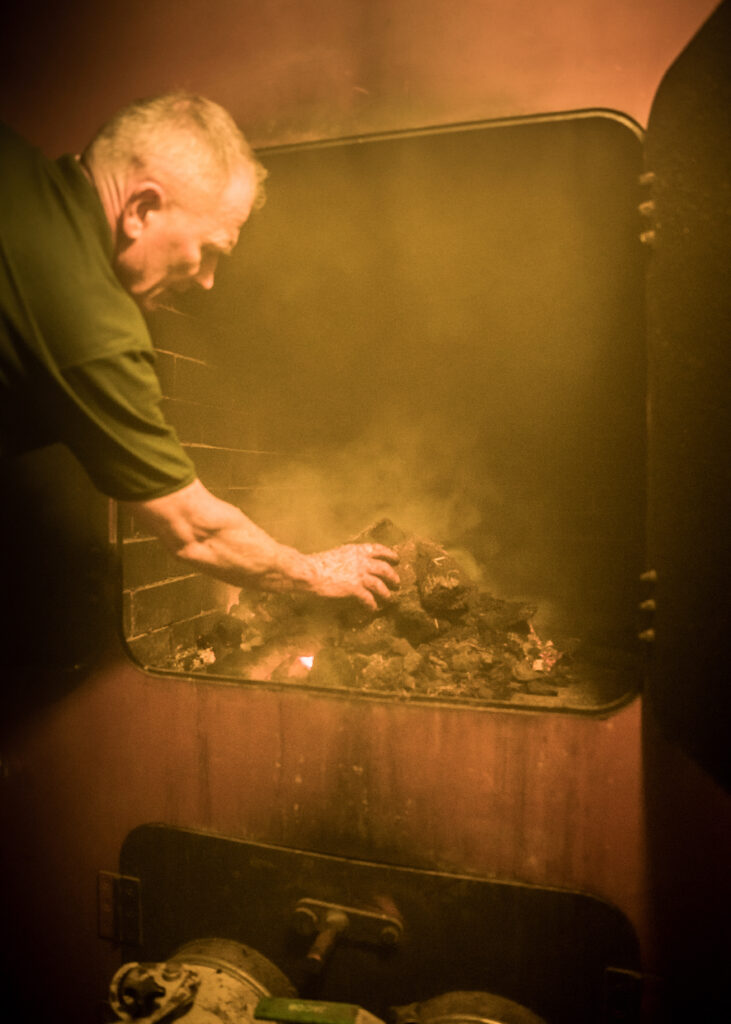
[240,410,504,584]
[234,410,589,636]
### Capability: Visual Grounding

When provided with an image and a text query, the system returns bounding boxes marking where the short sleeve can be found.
[59,348,197,501]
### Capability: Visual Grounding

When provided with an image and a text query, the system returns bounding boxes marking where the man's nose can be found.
[192,252,219,290]
[193,268,216,290]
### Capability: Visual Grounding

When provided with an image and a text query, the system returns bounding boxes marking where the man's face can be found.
[115,170,256,312]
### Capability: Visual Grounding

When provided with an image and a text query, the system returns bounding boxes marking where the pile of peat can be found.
[171,520,582,704]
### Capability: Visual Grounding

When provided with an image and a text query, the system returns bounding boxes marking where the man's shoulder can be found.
[0,123,150,369]
[0,120,29,147]
[0,121,46,174]
[0,122,69,230]
[0,123,113,299]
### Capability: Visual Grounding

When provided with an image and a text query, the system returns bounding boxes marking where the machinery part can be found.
[303,909,349,972]
[110,938,295,1024]
[392,991,548,1024]
[169,938,296,1000]
[292,897,404,973]
[109,961,199,1022]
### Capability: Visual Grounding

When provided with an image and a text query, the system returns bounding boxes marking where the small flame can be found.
[299,655,314,669]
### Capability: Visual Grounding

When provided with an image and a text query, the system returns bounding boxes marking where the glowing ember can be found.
[528,623,562,672]
[299,656,314,669]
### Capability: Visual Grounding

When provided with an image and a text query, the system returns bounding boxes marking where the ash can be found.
[168,520,633,709]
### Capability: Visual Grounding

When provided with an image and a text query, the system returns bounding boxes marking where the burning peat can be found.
[172,520,581,704]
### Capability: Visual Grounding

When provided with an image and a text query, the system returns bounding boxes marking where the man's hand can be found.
[306,543,400,611]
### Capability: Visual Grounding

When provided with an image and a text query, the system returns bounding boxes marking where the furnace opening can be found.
[121,111,647,713]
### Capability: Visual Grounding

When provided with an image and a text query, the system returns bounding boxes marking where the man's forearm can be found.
[125,477,400,609]
[126,478,314,591]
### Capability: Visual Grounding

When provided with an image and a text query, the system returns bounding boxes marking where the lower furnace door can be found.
[120,824,642,1024]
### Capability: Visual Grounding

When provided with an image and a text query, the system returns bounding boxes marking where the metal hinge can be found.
[98,870,142,945]
[637,569,657,646]
[638,171,657,248]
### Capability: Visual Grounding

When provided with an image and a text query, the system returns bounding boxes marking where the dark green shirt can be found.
[0,122,196,500]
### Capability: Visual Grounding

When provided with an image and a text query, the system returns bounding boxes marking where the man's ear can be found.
[120,184,164,240]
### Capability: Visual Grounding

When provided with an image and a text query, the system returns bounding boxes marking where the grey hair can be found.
[82,91,267,208]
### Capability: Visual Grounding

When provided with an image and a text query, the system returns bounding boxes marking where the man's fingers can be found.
[356,586,379,612]
[369,559,400,589]
[365,573,396,603]
[368,543,400,564]
[360,544,400,589]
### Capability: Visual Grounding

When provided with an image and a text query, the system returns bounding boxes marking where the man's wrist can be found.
[263,545,316,593]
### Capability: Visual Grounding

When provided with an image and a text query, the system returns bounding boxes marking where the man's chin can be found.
[139,290,178,314]
[123,279,190,314]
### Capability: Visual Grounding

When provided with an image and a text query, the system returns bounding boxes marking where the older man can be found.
[0,92,398,609]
